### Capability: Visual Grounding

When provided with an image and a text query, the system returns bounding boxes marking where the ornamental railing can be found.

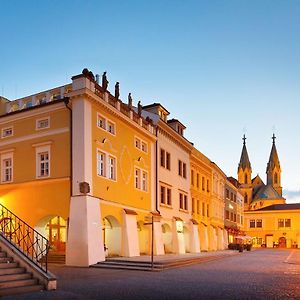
[0,204,49,273]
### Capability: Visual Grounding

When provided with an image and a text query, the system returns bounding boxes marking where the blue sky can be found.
[1,1,300,201]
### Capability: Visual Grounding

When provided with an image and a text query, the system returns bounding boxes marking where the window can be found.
[237,214,240,223]
[135,169,141,189]
[245,174,248,184]
[135,167,148,191]
[192,198,195,213]
[197,174,200,188]
[278,219,284,228]
[97,150,117,181]
[197,200,200,214]
[274,173,278,184]
[250,220,255,228]
[179,192,188,210]
[178,160,182,176]
[107,121,115,135]
[135,137,148,153]
[160,185,172,206]
[202,202,205,216]
[244,194,248,204]
[285,219,291,227]
[160,186,166,204]
[97,113,116,135]
[1,127,13,138]
[166,152,171,170]
[167,188,172,205]
[256,219,262,228]
[108,156,116,180]
[226,189,229,199]
[207,179,210,192]
[97,152,106,177]
[160,149,171,170]
[35,144,51,179]
[225,210,229,220]
[38,152,49,177]
[207,204,209,217]
[142,171,148,191]
[233,194,236,202]
[1,153,13,183]
[191,170,194,186]
[182,163,186,178]
[202,177,205,191]
[234,214,237,222]
[178,160,186,178]
[160,149,165,167]
[230,212,234,221]
[141,142,147,153]
[36,117,50,130]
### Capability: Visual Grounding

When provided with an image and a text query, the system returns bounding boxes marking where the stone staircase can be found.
[41,253,66,265]
[0,248,44,297]
[93,252,235,271]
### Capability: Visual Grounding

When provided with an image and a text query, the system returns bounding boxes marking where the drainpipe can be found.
[155,126,160,214]
[63,97,73,198]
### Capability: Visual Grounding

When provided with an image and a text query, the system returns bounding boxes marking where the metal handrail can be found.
[0,204,49,273]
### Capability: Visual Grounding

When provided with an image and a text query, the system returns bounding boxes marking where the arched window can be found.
[274,172,278,184]
[245,174,248,184]
[244,194,248,204]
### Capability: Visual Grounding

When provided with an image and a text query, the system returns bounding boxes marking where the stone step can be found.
[0,284,44,297]
[0,272,32,282]
[0,257,13,263]
[0,262,18,269]
[0,278,37,289]
[94,255,231,271]
[0,252,7,258]
[0,267,25,276]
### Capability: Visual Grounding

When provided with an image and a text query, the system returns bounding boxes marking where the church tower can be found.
[266,134,282,196]
[238,135,253,210]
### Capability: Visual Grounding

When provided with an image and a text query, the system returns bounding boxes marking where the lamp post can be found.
[144,215,154,270]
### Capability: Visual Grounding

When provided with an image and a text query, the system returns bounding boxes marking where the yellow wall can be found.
[91,102,154,211]
[0,105,71,226]
[245,210,300,248]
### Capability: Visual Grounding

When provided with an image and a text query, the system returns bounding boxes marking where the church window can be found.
[274,172,278,184]
[244,194,248,204]
[244,174,248,184]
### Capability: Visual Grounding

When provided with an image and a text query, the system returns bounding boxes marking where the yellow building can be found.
[0,68,237,267]
[236,135,300,248]
[190,148,212,251]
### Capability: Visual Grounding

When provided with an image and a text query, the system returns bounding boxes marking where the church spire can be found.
[266,134,280,173]
[266,133,282,196]
[238,135,252,171]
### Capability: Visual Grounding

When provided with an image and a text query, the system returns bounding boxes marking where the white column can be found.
[153,221,165,255]
[223,229,228,249]
[172,220,185,254]
[200,224,209,251]
[66,195,104,266]
[122,210,140,257]
[190,221,200,253]
[217,228,224,250]
[66,96,105,266]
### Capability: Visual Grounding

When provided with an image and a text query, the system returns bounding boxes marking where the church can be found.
[237,135,300,248]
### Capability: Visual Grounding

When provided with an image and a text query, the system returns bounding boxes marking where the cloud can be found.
[283,189,300,204]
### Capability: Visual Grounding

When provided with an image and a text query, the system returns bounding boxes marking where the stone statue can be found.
[138,101,142,116]
[115,82,120,100]
[102,72,108,91]
[128,93,133,109]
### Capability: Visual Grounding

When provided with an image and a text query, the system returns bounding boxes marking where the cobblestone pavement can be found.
[4,249,300,300]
